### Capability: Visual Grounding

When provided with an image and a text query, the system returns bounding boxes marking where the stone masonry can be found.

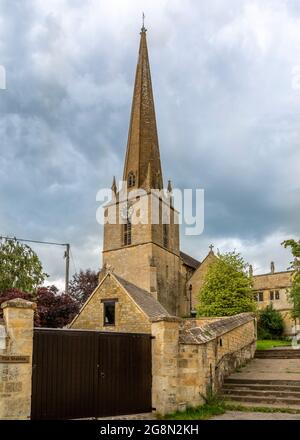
[0,298,36,420]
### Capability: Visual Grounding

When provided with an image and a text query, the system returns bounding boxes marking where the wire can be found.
[70,247,78,274]
[0,235,69,247]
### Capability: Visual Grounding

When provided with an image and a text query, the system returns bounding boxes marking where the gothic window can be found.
[163,224,168,248]
[101,299,118,326]
[128,171,136,188]
[123,219,132,246]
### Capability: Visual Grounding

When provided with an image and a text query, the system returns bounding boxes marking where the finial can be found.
[167,179,172,193]
[209,244,214,253]
[270,261,275,274]
[141,12,147,33]
[111,176,117,194]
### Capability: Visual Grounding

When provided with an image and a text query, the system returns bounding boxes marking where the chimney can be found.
[249,265,253,277]
[270,261,275,274]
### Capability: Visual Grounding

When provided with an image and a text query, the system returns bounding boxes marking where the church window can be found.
[101,299,118,326]
[123,219,132,246]
[163,224,168,248]
[128,171,136,187]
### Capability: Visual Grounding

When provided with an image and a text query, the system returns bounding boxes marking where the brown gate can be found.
[31,328,152,420]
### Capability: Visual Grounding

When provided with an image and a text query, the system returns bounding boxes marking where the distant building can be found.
[253,262,295,335]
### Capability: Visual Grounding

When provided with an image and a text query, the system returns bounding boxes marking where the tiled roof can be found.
[115,275,171,320]
[180,251,201,270]
[179,313,255,345]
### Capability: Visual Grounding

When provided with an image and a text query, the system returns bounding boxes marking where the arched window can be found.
[128,171,136,187]
[123,219,132,246]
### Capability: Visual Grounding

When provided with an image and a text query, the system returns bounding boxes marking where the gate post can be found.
[151,317,181,416]
[0,298,36,420]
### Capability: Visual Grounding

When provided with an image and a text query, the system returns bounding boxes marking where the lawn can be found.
[162,403,226,420]
[256,339,291,350]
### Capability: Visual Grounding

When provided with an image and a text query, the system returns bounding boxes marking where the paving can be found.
[211,411,300,420]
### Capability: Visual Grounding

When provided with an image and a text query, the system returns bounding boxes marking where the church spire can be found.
[123,27,163,191]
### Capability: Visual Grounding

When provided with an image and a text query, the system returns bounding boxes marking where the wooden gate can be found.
[31,328,152,420]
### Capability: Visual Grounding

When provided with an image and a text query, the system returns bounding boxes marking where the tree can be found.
[68,269,99,305]
[0,239,48,293]
[197,251,256,317]
[258,304,284,339]
[282,239,300,320]
[36,286,79,328]
[0,286,79,328]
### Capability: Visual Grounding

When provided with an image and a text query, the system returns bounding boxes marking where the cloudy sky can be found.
[0,0,300,287]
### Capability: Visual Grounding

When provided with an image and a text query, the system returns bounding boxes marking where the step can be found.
[223,389,300,398]
[223,400,300,411]
[225,379,300,386]
[255,354,300,359]
[221,394,300,406]
[223,383,300,392]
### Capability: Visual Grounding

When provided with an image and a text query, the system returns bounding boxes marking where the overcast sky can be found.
[0,0,299,288]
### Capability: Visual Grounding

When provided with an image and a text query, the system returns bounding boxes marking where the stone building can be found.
[252,262,295,335]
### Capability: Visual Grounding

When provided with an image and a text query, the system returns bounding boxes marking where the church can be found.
[70,26,295,335]
[70,26,207,332]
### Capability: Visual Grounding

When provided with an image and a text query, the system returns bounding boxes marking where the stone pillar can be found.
[0,298,36,420]
[151,317,181,415]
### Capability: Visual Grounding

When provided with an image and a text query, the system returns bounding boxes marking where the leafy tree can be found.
[35,286,79,328]
[68,269,99,305]
[0,286,79,328]
[0,239,48,293]
[258,304,284,339]
[282,239,300,320]
[197,251,256,317]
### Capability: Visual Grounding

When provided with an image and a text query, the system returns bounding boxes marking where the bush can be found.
[258,305,284,339]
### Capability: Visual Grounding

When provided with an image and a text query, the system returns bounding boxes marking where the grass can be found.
[162,402,300,420]
[161,403,226,420]
[256,339,291,350]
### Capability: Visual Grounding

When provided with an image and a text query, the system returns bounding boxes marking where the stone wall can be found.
[151,313,256,415]
[0,298,36,420]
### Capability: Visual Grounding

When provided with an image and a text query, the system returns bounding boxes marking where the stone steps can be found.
[255,349,300,359]
[222,379,300,408]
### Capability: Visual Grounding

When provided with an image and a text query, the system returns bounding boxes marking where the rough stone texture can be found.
[151,313,257,415]
[188,251,217,310]
[0,298,35,420]
[70,272,169,333]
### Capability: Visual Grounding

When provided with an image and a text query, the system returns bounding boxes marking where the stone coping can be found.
[1,298,37,310]
[179,313,255,345]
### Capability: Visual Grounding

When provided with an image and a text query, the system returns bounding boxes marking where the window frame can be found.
[123,219,132,246]
[101,299,118,327]
[128,171,136,188]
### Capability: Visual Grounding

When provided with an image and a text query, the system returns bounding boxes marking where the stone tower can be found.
[102,26,182,315]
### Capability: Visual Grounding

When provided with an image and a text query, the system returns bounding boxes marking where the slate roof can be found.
[180,251,201,270]
[115,274,171,321]
[179,313,255,345]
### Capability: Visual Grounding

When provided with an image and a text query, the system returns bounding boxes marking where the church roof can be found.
[115,274,170,320]
[180,251,201,270]
[123,28,163,191]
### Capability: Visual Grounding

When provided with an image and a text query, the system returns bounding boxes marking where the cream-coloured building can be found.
[253,264,296,335]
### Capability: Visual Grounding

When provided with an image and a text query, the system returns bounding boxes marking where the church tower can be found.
[102,26,182,315]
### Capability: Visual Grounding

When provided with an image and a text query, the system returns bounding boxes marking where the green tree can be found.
[258,304,284,339]
[282,239,300,320]
[197,251,256,317]
[0,239,48,293]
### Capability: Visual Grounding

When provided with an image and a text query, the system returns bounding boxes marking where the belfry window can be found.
[123,219,132,246]
[128,172,136,187]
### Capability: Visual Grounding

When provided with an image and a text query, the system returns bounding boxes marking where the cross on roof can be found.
[209,244,214,252]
